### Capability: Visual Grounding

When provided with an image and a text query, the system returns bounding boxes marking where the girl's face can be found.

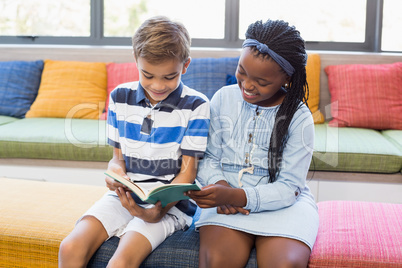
[235,47,290,107]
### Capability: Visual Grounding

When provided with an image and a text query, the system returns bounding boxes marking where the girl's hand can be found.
[186,182,247,209]
[116,187,165,223]
[105,164,130,191]
[217,205,250,215]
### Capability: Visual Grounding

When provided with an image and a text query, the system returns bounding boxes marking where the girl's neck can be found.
[255,87,287,107]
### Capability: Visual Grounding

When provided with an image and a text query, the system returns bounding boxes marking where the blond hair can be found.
[132,16,191,64]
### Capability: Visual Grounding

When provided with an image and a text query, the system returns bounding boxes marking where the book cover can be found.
[104,170,200,207]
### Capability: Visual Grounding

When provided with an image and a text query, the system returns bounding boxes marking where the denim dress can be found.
[195,85,319,250]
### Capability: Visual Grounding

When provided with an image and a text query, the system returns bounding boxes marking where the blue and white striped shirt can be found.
[107,81,210,191]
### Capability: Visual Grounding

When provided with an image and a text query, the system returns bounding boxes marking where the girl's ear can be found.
[182,57,192,75]
[284,75,291,88]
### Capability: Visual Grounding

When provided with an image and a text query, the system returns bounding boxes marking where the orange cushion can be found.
[325,62,402,130]
[306,54,324,124]
[26,60,107,119]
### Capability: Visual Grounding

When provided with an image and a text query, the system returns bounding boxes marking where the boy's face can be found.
[136,57,190,105]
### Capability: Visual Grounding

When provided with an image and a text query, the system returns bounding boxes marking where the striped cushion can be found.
[26,60,107,119]
[309,201,402,267]
[0,60,44,118]
[101,62,140,119]
[0,178,107,268]
[306,54,325,124]
[312,123,402,173]
[325,63,402,130]
[181,57,239,100]
[0,118,112,161]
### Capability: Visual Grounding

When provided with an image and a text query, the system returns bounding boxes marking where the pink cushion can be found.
[101,62,139,119]
[325,63,402,130]
[309,201,402,268]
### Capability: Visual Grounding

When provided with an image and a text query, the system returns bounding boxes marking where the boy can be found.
[59,16,210,267]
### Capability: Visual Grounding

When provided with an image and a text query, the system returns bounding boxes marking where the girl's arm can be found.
[189,90,250,214]
[241,110,315,213]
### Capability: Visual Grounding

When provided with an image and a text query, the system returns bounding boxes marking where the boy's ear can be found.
[181,57,191,75]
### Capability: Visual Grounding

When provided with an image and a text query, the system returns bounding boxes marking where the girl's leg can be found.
[58,216,109,268]
[199,225,255,268]
[255,236,311,268]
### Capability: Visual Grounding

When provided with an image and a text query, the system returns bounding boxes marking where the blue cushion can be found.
[0,60,44,118]
[226,74,238,85]
[88,208,257,267]
[182,57,239,100]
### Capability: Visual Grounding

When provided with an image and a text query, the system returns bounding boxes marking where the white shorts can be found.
[79,191,191,250]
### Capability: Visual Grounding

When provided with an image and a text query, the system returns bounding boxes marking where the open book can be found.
[104,170,200,207]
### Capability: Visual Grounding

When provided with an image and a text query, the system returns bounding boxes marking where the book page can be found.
[104,170,146,199]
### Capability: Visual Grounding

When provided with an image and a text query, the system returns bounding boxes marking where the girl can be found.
[187,19,319,267]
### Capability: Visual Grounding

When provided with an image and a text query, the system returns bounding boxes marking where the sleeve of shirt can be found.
[107,89,121,149]
[196,91,229,186]
[180,96,210,158]
[243,108,315,212]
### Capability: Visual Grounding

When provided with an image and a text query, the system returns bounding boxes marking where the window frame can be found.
[0,0,393,53]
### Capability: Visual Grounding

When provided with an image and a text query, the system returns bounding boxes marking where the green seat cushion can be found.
[0,115,19,126]
[0,118,112,161]
[311,123,402,173]
[381,130,402,152]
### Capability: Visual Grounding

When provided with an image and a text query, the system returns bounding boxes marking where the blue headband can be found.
[242,39,295,76]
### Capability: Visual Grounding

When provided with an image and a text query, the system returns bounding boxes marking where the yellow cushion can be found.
[306,54,325,124]
[26,60,107,119]
[0,177,107,267]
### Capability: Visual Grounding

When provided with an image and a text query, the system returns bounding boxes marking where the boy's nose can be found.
[151,80,165,91]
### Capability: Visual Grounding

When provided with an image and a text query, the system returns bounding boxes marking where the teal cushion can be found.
[0,118,112,161]
[0,115,19,126]
[0,60,44,118]
[311,123,402,173]
[381,130,402,152]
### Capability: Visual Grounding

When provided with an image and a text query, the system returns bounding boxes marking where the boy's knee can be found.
[59,238,74,258]
[58,237,87,267]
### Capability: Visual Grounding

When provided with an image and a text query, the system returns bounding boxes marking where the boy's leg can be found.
[107,212,186,267]
[58,215,108,268]
[255,236,311,268]
[107,231,152,268]
[199,225,255,268]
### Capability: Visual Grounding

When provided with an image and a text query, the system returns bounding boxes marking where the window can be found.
[0,0,90,37]
[104,0,225,39]
[0,0,400,53]
[239,0,366,43]
[381,0,402,52]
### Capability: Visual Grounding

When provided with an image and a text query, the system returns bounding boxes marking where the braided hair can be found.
[245,19,309,183]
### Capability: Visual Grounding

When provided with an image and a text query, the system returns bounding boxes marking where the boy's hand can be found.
[105,164,130,191]
[116,187,166,223]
